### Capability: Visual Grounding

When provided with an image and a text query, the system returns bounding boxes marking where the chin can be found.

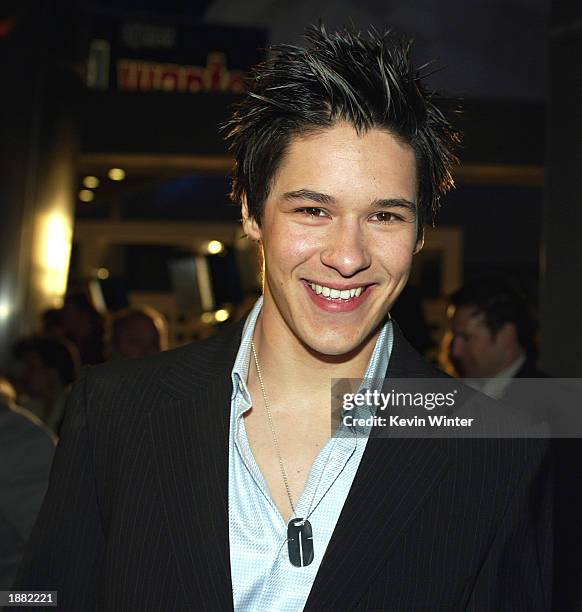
[298,327,373,358]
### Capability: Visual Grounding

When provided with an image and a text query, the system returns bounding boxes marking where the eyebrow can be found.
[282,189,417,216]
[282,189,335,206]
[371,198,417,217]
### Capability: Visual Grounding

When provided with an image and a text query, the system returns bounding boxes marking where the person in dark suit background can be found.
[447,277,546,397]
[11,336,80,437]
[0,378,55,591]
[448,277,581,611]
[106,306,169,361]
[14,24,552,610]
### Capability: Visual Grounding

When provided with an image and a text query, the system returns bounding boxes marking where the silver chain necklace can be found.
[250,340,320,567]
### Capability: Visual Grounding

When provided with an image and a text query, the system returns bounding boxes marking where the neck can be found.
[250,310,380,408]
[490,348,525,377]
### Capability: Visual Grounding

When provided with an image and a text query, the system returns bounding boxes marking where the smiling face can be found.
[243,122,421,358]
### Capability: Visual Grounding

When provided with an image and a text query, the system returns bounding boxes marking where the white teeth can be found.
[308,282,366,300]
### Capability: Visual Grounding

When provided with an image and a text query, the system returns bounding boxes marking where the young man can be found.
[15,25,551,610]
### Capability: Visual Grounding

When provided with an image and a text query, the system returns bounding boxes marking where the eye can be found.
[296,207,328,218]
[369,211,404,224]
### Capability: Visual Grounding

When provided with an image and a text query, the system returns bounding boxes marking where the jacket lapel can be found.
[305,322,450,610]
[149,321,244,610]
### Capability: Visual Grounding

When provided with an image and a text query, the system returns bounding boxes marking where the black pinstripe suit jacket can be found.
[13,319,552,611]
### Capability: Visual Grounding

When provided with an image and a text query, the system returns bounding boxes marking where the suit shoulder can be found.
[81,320,243,409]
[0,401,56,463]
[87,341,203,389]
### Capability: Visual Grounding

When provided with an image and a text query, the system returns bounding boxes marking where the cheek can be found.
[465,343,478,360]
[373,235,415,272]
[267,225,321,263]
[473,339,493,361]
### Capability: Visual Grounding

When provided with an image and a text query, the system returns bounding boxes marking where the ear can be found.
[496,322,518,346]
[413,229,424,255]
[241,196,262,241]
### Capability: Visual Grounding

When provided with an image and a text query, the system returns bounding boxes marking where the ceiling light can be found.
[214,309,230,323]
[83,176,100,189]
[108,168,126,181]
[79,189,94,202]
[207,240,224,255]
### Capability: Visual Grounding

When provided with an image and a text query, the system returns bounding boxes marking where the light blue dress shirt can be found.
[228,296,393,611]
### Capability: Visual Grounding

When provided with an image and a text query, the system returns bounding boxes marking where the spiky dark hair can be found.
[224,23,461,237]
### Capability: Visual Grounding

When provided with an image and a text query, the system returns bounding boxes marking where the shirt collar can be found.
[357,321,392,413]
[479,352,526,400]
[495,352,526,380]
[231,295,264,415]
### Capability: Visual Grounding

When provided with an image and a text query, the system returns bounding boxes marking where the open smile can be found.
[302,279,374,312]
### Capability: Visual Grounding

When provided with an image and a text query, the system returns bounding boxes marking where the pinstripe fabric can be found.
[13,318,552,611]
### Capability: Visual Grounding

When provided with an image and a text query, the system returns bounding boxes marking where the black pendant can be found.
[287,518,314,567]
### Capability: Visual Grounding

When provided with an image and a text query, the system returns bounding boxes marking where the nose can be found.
[320,221,371,277]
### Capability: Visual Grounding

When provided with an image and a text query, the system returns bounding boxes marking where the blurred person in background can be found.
[107,306,169,360]
[447,277,582,610]
[0,377,17,405]
[41,308,66,338]
[0,377,55,590]
[11,336,80,436]
[447,277,544,398]
[61,293,106,365]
